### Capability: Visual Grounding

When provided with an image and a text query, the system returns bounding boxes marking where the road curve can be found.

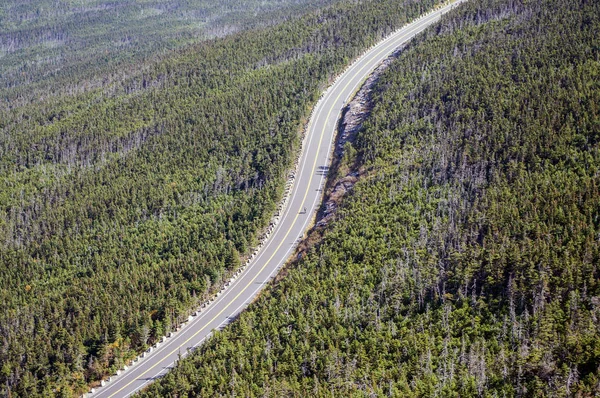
[90,2,465,396]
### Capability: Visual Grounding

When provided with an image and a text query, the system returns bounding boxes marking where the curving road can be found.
[90,1,465,396]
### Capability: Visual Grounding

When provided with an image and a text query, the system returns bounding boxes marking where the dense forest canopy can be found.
[140,0,600,396]
[0,0,443,396]
[0,0,338,106]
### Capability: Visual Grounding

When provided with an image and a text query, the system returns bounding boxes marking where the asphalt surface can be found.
[90,2,466,396]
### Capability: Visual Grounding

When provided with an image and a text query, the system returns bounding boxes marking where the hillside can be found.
[140,0,600,396]
[0,0,443,396]
[0,0,338,106]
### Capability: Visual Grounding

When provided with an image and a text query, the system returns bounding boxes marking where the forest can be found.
[140,0,600,396]
[0,0,443,396]
[0,0,339,107]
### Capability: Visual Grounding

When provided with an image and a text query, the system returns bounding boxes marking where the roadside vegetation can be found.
[0,0,442,395]
[140,0,600,395]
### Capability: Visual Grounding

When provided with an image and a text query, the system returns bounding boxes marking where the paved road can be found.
[90,1,465,396]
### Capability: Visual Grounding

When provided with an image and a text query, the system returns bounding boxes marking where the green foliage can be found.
[0,0,442,396]
[140,0,600,396]
[0,0,340,106]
